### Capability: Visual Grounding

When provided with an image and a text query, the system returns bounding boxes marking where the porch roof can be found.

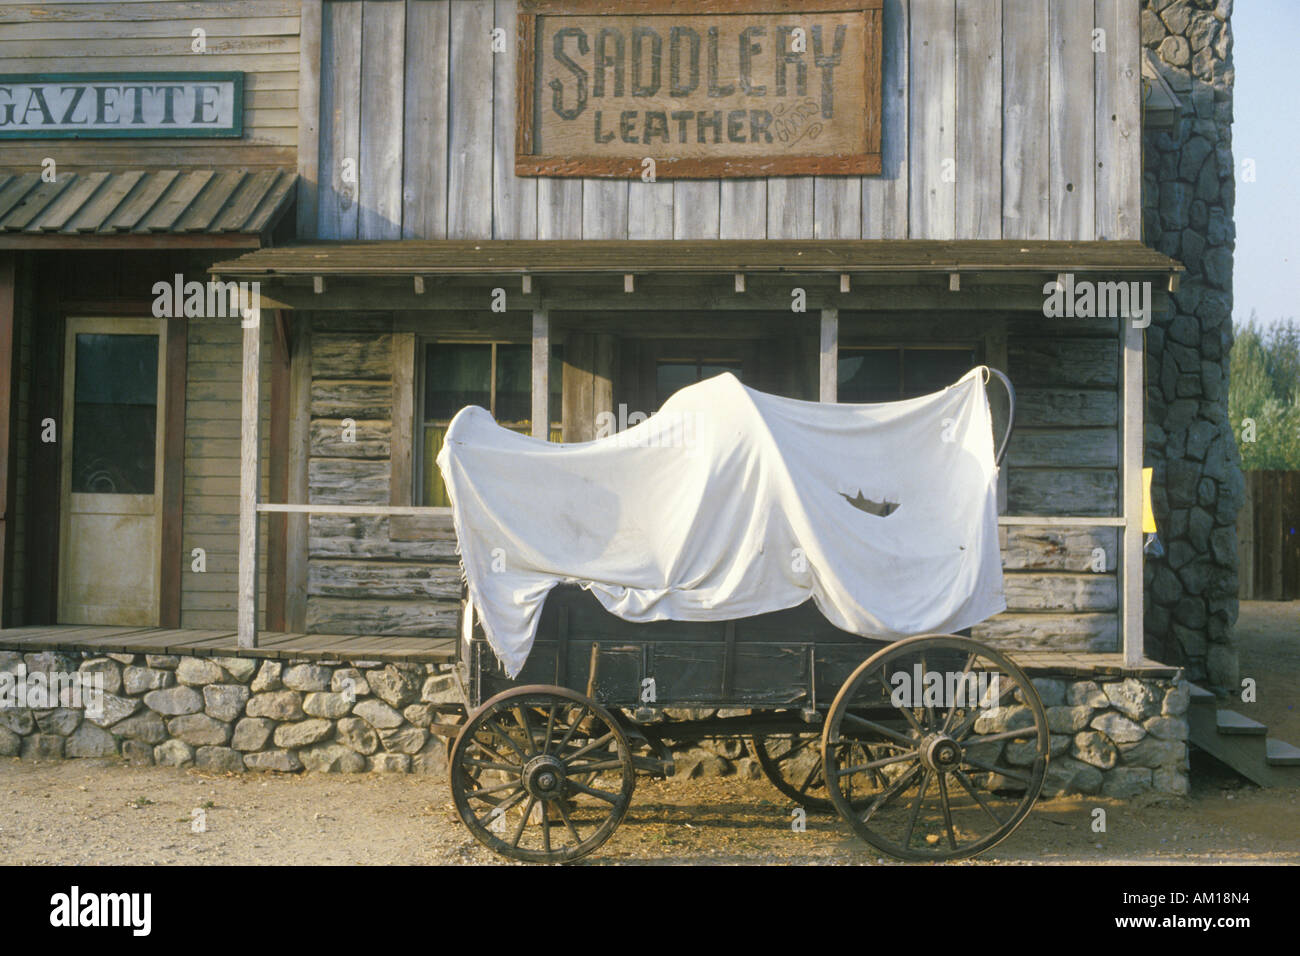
[0,168,296,249]
[210,238,1184,279]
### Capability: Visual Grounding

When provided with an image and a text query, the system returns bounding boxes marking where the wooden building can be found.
[0,0,1188,671]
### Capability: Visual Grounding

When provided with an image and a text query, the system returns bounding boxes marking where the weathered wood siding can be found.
[0,0,301,172]
[311,0,1140,241]
[181,318,272,629]
[305,313,460,637]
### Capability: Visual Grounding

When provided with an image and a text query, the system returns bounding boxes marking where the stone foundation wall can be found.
[1,650,1190,798]
[0,650,456,775]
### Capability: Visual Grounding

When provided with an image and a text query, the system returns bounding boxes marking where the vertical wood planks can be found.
[1049,0,1095,239]
[403,0,450,238]
[1002,0,1050,239]
[0,254,15,626]
[814,176,861,238]
[908,0,956,239]
[627,180,673,238]
[493,0,536,238]
[238,314,263,647]
[819,309,838,403]
[582,179,629,239]
[358,0,406,239]
[285,318,311,632]
[448,0,494,238]
[1121,321,1143,664]
[862,0,909,239]
[955,0,1001,239]
[531,311,549,439]
[538,179,582,239]
[673,181,720,238]
[296,0,323,239]
[720,180,767,239]
[765,179,813,238]
[317,0,362,239]
[1094,0,1141,240]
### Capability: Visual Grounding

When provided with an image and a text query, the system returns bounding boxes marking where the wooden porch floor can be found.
[0,626,1179,677]
[0,625,457,664]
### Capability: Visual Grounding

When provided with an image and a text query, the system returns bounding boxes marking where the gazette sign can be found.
[0,72,243,139]
[516,1,881,178]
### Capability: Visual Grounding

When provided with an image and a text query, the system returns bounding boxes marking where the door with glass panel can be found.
[419,341,562,507]
[58,318,166,625]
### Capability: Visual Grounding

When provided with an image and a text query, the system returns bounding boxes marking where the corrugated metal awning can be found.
[211,239,1183,278]
[0,168,295,248]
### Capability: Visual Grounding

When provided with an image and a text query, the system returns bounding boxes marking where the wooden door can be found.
[58,318,167,625]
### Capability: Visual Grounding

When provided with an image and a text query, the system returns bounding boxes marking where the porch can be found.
[0,624,456,664]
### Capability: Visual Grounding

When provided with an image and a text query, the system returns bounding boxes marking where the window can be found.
[419,342,562,506]
[71,333,159,494]
[837,346,978,403]
[655,355,743,408]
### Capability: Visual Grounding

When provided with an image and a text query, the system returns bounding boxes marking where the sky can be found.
[1229,2,1300,329]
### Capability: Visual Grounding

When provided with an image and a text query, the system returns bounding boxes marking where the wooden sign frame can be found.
[516,0,882,179]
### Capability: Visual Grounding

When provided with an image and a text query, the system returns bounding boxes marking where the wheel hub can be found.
[921,734,963,773]
[522,754,567,798]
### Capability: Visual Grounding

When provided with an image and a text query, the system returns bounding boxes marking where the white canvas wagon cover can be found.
[437,368,1006,677]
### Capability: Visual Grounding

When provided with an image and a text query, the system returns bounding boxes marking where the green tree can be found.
[1229,313,1300,469]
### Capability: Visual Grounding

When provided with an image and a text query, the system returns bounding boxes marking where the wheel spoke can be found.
[461,757,520,773]
[474,786,528,826]
[515,706,536,756]
[563,757,624,774]
[940,651,979,735]
[553,705,589,754]
[903,769,933,848]
[962,754,1033,784]
[542,703,557,755]
[936,773,958,850]
[951,680,1019,741]
[465,778,523,798]
[919,655,935,731]
[794,758,821,797]
[954,769,1006,827]
[960,726,1040,747]
[510,796,537,848]
[566,779,622,805]
[838,749,919,775]
[839,711,916,748]
[484,718,528,760]
[859,761,923,825]
[561,729,616,764]
[541,801,552,854]
[553,797,583,845]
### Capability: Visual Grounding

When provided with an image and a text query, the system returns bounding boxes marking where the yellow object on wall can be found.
[1142,467,1157,534]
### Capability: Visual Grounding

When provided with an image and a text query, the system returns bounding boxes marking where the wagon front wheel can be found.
[821,635,1049,862]
[750,733,836,812]
[449,685,636,863]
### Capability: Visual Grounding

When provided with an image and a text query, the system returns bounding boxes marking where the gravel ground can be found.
[1,602,1296,866]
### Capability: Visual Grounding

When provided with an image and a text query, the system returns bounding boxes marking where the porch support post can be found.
[532,310,549,439]
[0,254,16,626]
[1122,319,1144,665]
[238,305,262,647]
[819,308,838,403]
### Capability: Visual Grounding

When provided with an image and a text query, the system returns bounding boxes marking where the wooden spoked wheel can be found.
[449,685,636,864]
[821,635,1049,862]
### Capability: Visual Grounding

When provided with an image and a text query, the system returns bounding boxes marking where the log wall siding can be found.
[0,0,301,172]
[305,314,460,637]
[313,0,1141,242]
[181,318,272,630]
[6,254,32,623]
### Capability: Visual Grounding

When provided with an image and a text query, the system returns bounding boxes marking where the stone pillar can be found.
[1140,0,1241,689]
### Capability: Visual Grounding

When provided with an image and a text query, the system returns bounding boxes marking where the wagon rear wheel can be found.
[821,635,1048,862]
[449,685,636,864]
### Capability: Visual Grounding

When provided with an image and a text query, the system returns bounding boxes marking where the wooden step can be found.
[1217,710,1267,736]
[1266,738,1300,767]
